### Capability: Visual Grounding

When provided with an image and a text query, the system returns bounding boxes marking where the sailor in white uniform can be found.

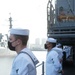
[53,44,64,75]
[8,28,39,75]
[44,38,62,75]
[54,43,63,63]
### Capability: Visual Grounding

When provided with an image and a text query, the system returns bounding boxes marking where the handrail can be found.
[36,63,42,68]
[36,61,45,75]
[48,31,75,34]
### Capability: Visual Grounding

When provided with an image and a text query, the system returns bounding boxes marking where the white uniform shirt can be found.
[46,49,61,75]
[63,47,71,58]
[53,47,63,62]
[10,48,39,75]
[52,47,63,75]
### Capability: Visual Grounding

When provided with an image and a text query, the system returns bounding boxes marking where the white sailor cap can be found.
[10,28,29,36]
[47,38,57,43]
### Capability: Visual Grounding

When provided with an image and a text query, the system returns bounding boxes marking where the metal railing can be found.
[36,61,45,75]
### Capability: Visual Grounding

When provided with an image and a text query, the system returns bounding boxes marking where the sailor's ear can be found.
[17,39,21,44]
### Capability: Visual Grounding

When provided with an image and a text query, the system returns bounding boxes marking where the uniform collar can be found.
[20,48,39,65]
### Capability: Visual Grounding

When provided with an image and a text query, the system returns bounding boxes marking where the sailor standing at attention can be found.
[8,28,39,75]
[53,43,64,75]
[44,38,62,75]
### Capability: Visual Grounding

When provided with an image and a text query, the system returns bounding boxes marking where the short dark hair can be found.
[14,35,29,45]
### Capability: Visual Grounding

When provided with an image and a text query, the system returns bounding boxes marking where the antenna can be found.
[9,13,13,29]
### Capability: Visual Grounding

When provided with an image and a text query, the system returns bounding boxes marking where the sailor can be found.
[54,43,64,75]
[63,46,71,59]
[55,43,63,63]
[8,28,39,75]
[44,38,62,75]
